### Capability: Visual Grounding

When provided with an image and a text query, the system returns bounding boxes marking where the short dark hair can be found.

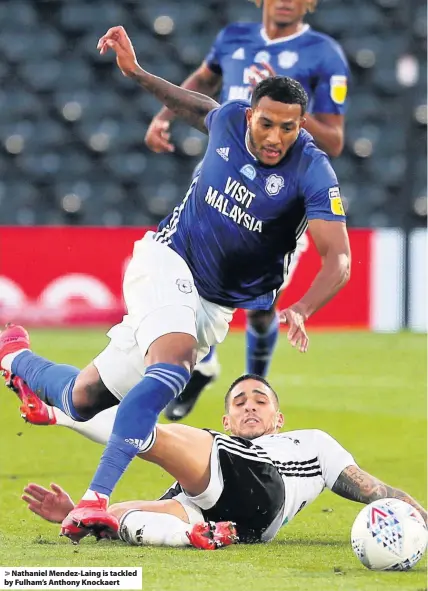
[251,76,308,115]
[248,0,318,13]
[224,373,280,410]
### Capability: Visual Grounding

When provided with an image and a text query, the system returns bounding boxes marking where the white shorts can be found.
[158,431,285,543]
[280,232,309,291]
[93,232,234,400]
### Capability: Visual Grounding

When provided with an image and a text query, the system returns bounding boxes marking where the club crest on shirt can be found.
[278,51,299,69]
[176,279,193,294]
[265,174,284,196]
[240,164,257,181]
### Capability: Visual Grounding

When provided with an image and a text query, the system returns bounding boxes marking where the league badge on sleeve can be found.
[329,187,345,215]
[330,75,348,105]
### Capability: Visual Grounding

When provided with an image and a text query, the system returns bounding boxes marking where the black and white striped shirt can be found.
[250,429,355,526]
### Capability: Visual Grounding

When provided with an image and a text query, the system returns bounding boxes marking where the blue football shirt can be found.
[205,23,349,114]
[155,101,346,310]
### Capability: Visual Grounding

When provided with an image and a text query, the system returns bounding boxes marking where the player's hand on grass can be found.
[248,61,277,86]
[279,304,309,353]
[145,118,175,153]
[22,483,75,524]
[97,26,138,77]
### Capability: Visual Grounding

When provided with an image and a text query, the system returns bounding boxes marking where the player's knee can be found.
[247,308,276,333]
[145,334,197,374]
[108,502,128,520]
[73,368,118,419]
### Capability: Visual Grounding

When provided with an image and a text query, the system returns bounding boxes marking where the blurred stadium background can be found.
[0,2,426,586]
[0,0,426,332]
[0,0,426,228]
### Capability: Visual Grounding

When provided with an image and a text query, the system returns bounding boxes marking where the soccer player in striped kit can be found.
[20,375,427,548]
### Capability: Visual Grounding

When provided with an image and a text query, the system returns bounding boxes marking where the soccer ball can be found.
[351,498,427,570]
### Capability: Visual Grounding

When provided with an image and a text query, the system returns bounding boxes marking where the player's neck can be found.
[245,129,258,161]
[263,20,305,40]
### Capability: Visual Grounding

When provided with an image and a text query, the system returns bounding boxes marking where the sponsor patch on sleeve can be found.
[329,187,345,215]
[330,75,348,105]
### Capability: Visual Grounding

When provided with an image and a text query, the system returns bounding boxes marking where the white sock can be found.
[2,349,30,372]
[54,407,156,453]
[82,490,109,503]
[54,406,118,445]
[119,510,191,547]
[194,350,220,378]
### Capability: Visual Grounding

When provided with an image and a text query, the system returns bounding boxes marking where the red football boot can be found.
[187,521,239,550]
[0,324,56,425]
[9,375,57,426]
[0,323,30,383]
[61,495,119,544]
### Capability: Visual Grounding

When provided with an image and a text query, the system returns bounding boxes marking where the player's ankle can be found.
[2,349,30,372]
[81,490,110,507]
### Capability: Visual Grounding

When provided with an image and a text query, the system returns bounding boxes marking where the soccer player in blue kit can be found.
[0,26,350,541]
[145,0,349,420]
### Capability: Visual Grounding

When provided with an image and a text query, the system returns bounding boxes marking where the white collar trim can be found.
[260,23,310,45]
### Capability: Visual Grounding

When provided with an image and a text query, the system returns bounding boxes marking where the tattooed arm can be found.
[332,465,427,524]
[129,69,219,134]
[97,26,219,134]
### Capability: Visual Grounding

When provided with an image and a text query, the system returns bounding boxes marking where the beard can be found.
[236,421,275,440]
[243,431,264,440]
[247,127,260,159]
[272,15,297,27]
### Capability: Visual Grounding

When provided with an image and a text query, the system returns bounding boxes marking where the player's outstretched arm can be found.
[151,63,222,125]
[332,465,427,525]
[98,26,219,134]
[145,63,222,153]
[22,483,75,524]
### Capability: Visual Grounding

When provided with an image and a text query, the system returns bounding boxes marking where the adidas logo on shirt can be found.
[216,147,230,161]
[125,438,146,451]
[232,47,245,60]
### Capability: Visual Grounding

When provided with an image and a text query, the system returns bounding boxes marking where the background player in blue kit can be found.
[145,0,349,420]
[0,25,350,541]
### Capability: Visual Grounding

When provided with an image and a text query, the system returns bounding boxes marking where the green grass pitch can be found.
[0,329,426,591]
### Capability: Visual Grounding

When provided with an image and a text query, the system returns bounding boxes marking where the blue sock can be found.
[246,315,279,377]
[11,351,84,421]
[90,363,190,497]
[200,346,216,363]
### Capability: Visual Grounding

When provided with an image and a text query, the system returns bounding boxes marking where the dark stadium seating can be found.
[0,0,425,228]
